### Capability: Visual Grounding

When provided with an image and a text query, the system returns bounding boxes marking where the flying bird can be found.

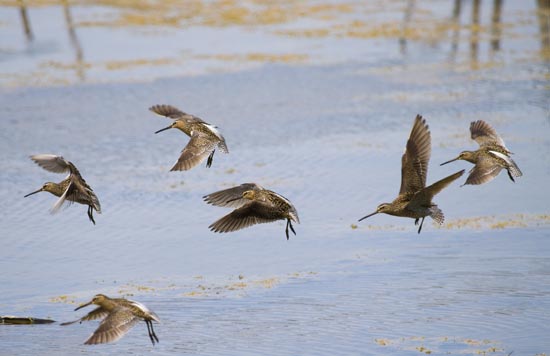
[150,104,228,171]
[359,115,464,233]
[204,183,299,239]
[24,154,101,224]
[441,120,522,185]
[61,294,160,345]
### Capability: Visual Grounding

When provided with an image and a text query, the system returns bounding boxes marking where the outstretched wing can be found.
[399,115,431,194]
[203,183,263,208]
[170,133,217,171]
[60,307,109,326]
[84,308,140,345]
[411,169,464,204]
[470,120,506,148]
[30,154,71,174]
[464,157,503,185]
[149,104,186,119]
[209,201,282,233]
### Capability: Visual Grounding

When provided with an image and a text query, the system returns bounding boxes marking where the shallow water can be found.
[1,1,550,355]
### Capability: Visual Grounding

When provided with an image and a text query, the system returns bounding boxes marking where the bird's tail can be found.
[508,158,522,178]
[430,205,444,225]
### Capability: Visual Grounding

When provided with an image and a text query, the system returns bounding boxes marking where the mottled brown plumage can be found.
[441,120,522,185]
[24,154,101,224]
[61,294,160,345]
[204,183,299,239]
[150,104,228,171]
[359,115,464,233]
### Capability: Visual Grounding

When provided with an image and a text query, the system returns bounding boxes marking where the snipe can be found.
[204,183,299,240]
[441,120,522,185]
[24,154,101,224]
[359,115,464,233]
[61,294,160,345]
[150,104,228,171]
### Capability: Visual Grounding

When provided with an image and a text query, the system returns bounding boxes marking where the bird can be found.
[150,104,228,171]
[440,120,522,185]
[24,154,101,224]
[61,294,160,345]
[204,183,299,240]
[358,115,464,233]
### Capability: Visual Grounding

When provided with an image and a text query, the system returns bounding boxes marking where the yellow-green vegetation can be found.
[49,295,77,304]
[443,214,550,230]
[373,336,503,355]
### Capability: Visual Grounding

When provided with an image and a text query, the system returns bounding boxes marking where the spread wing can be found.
[464,157,503,185]
[170,133,217,171]
[203,183,263,208]
[399,115,431,194]
[60,307,109,326]
[84,308,140,345]
[30,154,71,174]
[209,201,282,233]
[470,120,506,148]
[410,169,464,204]
[149,104,186,119]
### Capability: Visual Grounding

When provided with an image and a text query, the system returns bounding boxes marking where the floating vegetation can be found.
[373,336,504,355]
[0,316,55,325]
[443,214,550,230]
[49,295,77,304]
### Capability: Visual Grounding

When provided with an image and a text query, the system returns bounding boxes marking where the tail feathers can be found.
[507,159,522,178]
[430,206,444,225]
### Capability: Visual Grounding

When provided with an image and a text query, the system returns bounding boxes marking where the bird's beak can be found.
[226,197,241,203]
[155,125,172,134]
[74,300,93,311]
[440,157,459,166]
[24,188,43,197]
[358,211,378,222]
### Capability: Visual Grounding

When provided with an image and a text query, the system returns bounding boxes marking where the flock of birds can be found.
[22,105,522,345]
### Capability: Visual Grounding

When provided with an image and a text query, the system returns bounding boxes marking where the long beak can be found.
[24,188,43,197]
[358,211,378,222]
[74,300,93,311]
[154,125,172,134]
[440,157,459,166]
[226,197,241,203]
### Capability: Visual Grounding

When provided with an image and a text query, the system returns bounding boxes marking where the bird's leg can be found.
[414,218,419,225]
[150,321,159,343]
[285,220,289,240]
[87,206,96,225]
[507,170,515,182]
[145,320,156,345]
[285,220,296,240]
[289,220,296,236]
[417,217,425,234]
[206,150,215,168]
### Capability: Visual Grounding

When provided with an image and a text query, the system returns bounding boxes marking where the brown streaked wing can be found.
[470,120,506,148]
[170,133,216,171]
[399,115,431,194]
[60,307,109,326]
[69,173,101,212]
[203,183,263,208]
[209,201,282,233]
[149,104,185,119]
[464,158,503,185]
[84,308,140,345]
[30,154,71,174]
[50,179,73,213]
[410,169,464,205]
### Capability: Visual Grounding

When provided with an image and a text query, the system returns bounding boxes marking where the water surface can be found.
[1,1,549,355]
